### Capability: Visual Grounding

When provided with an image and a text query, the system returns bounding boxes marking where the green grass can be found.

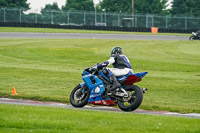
[0,38,200,113]
[0,104,199,133]
[0,27,190,36]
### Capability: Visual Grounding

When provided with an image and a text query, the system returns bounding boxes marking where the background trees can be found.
[1,0,200,17]
[98,0,168,14]
[41,2,60,12]
[97,0,131,13]
[62,0,94,11]
[0,0,199,29]
[134,0,168,14]
[0,0,29,8]
[0,0,30,22]
[170,0,200,16]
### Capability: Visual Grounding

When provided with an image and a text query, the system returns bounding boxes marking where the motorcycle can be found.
[189,31,200,40]
[70,65,148,112]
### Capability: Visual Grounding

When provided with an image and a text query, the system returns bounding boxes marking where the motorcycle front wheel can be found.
[70,84,90,108]
[189,36,195,40]
[118,85,143,112]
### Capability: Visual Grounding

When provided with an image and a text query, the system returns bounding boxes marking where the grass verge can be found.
[0,38,199,113]
[0,104,199,133]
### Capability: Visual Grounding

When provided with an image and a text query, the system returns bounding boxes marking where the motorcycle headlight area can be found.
[94,86,101,93]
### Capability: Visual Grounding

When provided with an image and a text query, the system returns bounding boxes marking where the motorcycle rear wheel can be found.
[70,84,90,108]
[117,85,143,112]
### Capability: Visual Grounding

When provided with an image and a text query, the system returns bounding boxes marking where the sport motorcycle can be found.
[70,65,148,112]
[189,31,200,40]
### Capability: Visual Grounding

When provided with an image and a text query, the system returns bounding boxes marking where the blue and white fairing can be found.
[118,72,148,80]
[118,71,148,85]
[80,69,148,103]
[81,70,106,102]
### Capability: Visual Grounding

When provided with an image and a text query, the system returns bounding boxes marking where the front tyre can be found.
[118,85,143,112]
[189,36,195,40]
[70,84,90,108]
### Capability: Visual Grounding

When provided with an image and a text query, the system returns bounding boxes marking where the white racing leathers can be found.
[107,54,133,77]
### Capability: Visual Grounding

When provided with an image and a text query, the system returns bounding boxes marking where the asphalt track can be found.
[0,98,199,119]
[0,32,189,40]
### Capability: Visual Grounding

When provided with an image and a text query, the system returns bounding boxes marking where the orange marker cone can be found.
[11,87,18,95]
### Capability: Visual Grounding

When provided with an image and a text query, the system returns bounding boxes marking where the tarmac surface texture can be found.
[0,32,189,40]
[0,98,199,119]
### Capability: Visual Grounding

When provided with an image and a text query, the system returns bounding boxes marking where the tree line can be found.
[0,0,200,16]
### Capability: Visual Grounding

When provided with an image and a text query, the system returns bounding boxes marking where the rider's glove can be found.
[97,61,109,70]
[89,64,98,73]
[92,65,98,71]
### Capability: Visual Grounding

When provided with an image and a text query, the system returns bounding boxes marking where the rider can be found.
[196,29,200,36]
[95,46,133,94]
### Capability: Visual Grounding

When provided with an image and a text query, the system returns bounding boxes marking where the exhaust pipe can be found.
[141,88,147,94]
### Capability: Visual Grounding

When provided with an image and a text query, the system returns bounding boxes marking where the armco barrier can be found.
[0,22,197,33]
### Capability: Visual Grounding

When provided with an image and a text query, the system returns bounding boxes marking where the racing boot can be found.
[106,75,121,95]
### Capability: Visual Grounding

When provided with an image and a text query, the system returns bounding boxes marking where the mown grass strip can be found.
[0,39,199,113]
[0,104,199,133]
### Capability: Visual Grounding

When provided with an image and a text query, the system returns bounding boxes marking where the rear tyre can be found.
[70,84,90,108]
[118,85,143,112]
